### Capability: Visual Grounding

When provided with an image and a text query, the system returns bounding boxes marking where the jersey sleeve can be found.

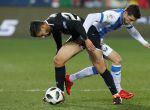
[83,13,101,33]
[126,25,148,46]
[83,11,117,33]
[67,20,87,40]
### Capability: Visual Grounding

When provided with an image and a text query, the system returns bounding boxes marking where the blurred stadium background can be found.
[0,0,150,38]
[0,0,150,110]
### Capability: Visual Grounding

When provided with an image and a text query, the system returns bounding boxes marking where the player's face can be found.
[123,11,137,25]
[36,24,51,38]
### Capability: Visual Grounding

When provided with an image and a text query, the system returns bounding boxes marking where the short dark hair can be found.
[30,20,44,37]
[126,5,141,19]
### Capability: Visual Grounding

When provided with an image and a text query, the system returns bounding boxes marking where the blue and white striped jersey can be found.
[83,9,148,46]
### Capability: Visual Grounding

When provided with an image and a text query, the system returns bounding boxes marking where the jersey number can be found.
[61,13,81,21]
[0,19,19,37]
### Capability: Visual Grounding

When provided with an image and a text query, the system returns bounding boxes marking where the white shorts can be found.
[101,43,113,57]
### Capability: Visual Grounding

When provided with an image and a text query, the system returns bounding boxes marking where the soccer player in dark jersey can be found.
[30,12,122,104]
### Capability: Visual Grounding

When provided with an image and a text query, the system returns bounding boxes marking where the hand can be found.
[85,38,95,51]
[144,43,150,48]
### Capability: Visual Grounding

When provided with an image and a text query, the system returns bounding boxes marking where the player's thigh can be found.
[55,42,83,63]
[88,49,105,64]
[88,49,106,73]
[107,50,122,65]
[102,43,122,64]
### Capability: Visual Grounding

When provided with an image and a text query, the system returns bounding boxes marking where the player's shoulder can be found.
[103,9,123,23]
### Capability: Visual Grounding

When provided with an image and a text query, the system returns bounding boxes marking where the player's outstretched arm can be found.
[126,25,150,48]
[144,42,150,48]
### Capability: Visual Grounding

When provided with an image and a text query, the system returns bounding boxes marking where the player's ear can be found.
[124,11,127,14]
[40,23,47,29]
[124,11,128,17]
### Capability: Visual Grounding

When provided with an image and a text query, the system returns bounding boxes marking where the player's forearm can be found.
[136,36,148,45]
[127,27,148,45]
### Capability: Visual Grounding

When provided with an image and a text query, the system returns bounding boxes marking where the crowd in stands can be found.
[49,0,150,8]
[0,0,150,8]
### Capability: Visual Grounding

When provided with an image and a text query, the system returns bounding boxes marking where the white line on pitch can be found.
[1,88,150,92]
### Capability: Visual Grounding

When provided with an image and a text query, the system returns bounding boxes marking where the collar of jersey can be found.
[120,9,125,25]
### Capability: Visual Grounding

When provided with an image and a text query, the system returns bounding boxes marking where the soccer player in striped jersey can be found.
[65,5,150,100]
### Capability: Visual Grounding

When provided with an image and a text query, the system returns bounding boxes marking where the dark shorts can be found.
[87,26,101,49]
[66,25,101,49]
[65,36,85,47]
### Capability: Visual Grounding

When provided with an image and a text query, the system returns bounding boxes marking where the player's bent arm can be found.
[73,21,87,40]
[72,20,95,51]
[126,26,149,47]
[68,20,87,40]
[66,20,95,51]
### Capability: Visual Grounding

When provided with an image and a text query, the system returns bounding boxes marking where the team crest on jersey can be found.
[107,14,116,22]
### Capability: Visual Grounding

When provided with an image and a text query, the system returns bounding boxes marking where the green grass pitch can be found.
[0,37,150,110]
